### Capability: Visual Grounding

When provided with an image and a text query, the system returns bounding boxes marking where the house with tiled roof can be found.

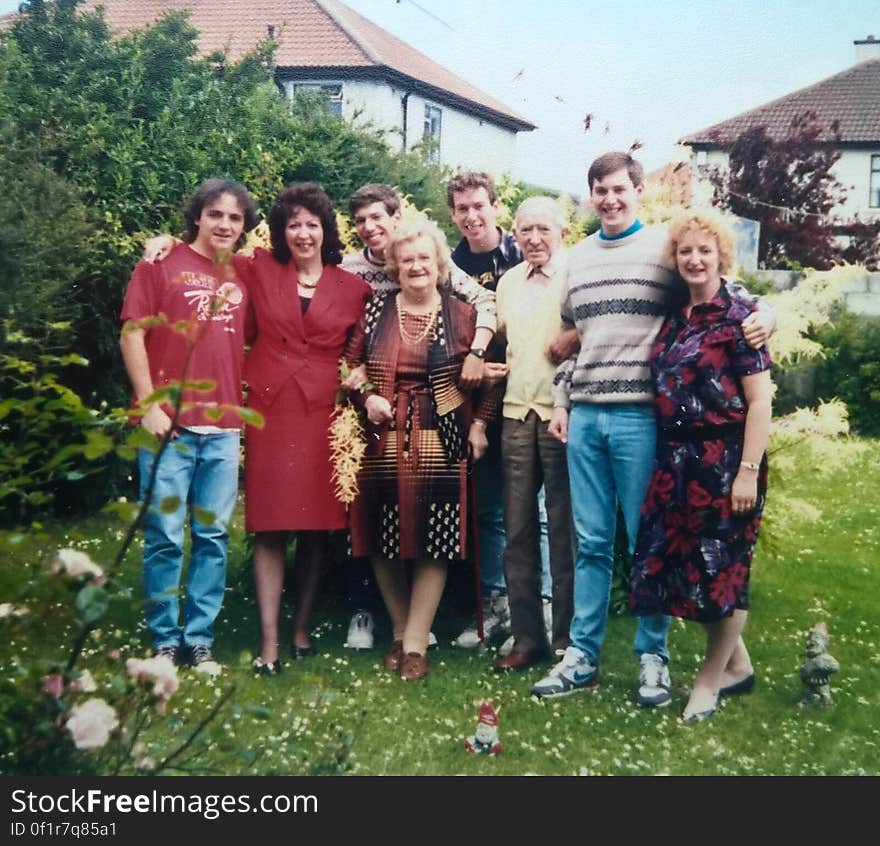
[680,37,880,221]
[47,0,534,171]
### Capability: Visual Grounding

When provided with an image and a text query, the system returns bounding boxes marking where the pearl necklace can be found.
[397,295,438,344]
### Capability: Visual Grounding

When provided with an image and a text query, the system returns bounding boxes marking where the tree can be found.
[707,110,880,270]
[0,0,457,408]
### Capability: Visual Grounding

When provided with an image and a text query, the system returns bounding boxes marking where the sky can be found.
[1,0,877,195]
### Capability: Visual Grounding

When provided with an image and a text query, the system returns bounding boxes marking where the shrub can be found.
[812,309,880,437]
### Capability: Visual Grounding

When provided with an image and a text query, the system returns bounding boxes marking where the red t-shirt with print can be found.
[121,243,250,429]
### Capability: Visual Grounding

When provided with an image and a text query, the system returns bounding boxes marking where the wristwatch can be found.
[468,347,486,359]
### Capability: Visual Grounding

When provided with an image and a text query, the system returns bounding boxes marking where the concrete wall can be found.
[755,269,880,316]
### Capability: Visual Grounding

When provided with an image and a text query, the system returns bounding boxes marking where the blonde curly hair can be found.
[385,215,451,285]
[664,210,736,275]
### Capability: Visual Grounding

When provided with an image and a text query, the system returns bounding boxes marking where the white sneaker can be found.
[189,644,222,678]
[453,589,511,648]
[428,631,438,650]
[344,611,375,651]
[497,635,514,657]
[531,646,598,698]
[637,653,672,707]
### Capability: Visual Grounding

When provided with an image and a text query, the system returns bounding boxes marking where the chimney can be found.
[854,35,880,63]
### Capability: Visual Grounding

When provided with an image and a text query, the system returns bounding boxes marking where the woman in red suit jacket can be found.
[245,183,371,674]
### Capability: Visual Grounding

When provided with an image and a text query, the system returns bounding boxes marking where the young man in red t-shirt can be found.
[120,179,257,675]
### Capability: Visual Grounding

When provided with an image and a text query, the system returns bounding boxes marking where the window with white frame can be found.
[870,154,880,208]
[423,104,442,160]
[285,82,343,117]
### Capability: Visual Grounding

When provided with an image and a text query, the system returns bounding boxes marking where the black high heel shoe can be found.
[252,657,282,676]
[291,644,315,659]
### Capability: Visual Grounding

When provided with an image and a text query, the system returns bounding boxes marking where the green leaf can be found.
[126,426,160,450]
[101,499,137,524]
[143,386,182,407]
[181,379,216,392]
[160,496,182,513]
[230,406,265,428]
[45,443,85,470]
[192,505,216,525]
[57,353,89,368]
[239,749,258,765]
[75,585,109,624]
[83,431,114,460]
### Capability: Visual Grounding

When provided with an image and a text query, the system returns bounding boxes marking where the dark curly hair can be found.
[183,178,259,251]
[268,182,343,266]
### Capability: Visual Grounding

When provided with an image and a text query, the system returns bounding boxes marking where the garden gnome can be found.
[798,622,839,707]
[465,699,502,755]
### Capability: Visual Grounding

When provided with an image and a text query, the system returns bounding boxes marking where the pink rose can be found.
[42,674,64,699]
[69,669,97,694]
[126,655,179,701]
[66,698,118,750]
[132,742,157,771]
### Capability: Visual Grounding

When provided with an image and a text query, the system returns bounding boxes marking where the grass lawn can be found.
[2,438,878,776]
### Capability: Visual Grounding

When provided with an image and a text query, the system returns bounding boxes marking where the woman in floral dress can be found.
[629,212,772,722]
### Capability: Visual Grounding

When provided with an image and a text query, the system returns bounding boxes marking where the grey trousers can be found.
[501,412,575,653]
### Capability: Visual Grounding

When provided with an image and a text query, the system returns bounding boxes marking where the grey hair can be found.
[514,196,566,231]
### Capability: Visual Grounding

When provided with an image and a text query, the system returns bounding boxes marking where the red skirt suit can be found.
[242,248,371,532]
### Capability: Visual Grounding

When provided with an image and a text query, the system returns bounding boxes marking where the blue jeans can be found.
[475,431,551,594]
[138,429,239,649]
[566,403,669,663]
[538,487,551,598]
[474,433,507,592]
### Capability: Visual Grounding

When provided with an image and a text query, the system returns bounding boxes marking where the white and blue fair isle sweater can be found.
[552,224,674,407]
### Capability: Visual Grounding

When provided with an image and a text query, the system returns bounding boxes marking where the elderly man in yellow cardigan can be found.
[487,197,575,672]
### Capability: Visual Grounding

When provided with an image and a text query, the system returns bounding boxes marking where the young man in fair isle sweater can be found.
[532,152,775,706]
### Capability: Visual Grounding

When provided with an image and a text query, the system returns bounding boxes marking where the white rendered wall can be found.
[694,148,880,220]
[833,149,880,218]
[333,79,519,172]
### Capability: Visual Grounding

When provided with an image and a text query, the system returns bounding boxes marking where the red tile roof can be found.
[63,0,534,131]
[680,59,880,146]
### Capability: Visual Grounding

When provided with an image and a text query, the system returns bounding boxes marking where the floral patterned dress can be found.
[629,282,772,622]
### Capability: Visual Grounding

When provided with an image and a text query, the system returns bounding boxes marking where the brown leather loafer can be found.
[399,651,429,681]
[494,649,551,673]
[384,640,404,672]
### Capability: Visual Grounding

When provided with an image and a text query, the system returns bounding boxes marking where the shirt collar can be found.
[527,250,563,279]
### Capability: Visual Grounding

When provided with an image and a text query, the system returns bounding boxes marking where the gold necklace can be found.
[296,268,321,289]
[397,296,438,344]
